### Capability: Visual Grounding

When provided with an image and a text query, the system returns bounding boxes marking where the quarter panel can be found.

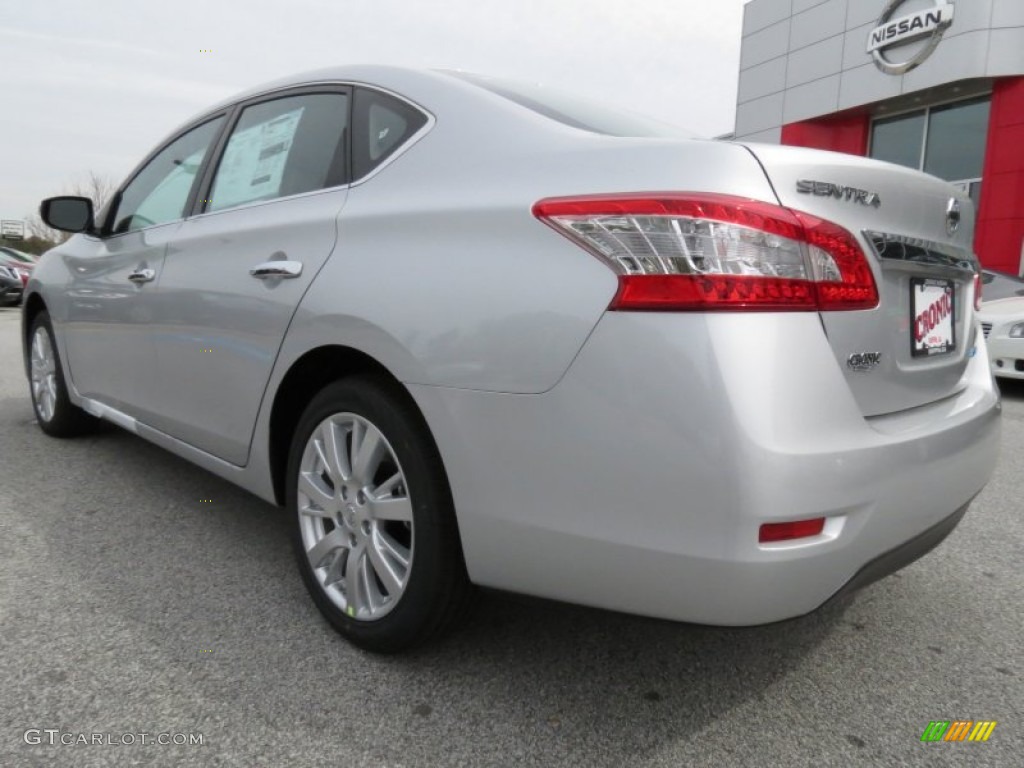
[324,125,779,393]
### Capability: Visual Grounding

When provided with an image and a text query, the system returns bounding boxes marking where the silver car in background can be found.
[24,66,1000,652]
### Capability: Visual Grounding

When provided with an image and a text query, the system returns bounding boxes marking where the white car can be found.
[979,297,1024,380]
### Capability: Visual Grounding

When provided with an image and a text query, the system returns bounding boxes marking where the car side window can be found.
[207,92,349,213]
[110,117,224,235]
[352,88,428,180]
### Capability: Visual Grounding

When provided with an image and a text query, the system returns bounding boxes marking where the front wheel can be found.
[287,376,472,652]
[28,311,97,437]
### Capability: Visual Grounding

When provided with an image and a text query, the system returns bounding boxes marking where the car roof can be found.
[170,65,692,145]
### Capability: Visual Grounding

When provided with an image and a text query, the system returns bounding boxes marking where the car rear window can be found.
[447,71,692,139]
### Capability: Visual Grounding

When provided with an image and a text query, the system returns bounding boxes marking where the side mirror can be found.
[40,196,95,234]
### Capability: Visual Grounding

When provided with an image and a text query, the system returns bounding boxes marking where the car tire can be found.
[287,376,473,653]
[28,311,98,437]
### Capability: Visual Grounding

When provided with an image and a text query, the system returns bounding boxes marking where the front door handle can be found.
[127,268,156,283]
[249,260,303,279]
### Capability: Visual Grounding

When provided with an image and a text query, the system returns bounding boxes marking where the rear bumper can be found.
[819,500,969,611]
[411,312,1001,625]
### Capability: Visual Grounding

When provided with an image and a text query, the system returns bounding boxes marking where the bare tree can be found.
[25,171,118,246]
[25,214,65,246]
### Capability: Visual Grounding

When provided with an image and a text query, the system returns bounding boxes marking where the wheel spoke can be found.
[360,551,383,612]
[312,438,331,477]
[323,548,347,587]
[370,494,413,523]
[345,545,366,615]
[298,471,335,513]
[306,526,350,570]
[373,472,402,497]
[374,528,411,570]
[351,423,385,483]
[323,421,352,482]
[298,506,334,520]
[368,532,404,596]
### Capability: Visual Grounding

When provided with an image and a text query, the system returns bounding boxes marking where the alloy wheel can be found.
[297,413,414,621]
[30,327,58,423]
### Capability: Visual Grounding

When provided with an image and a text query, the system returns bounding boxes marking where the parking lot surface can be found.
[0,306,1020,767]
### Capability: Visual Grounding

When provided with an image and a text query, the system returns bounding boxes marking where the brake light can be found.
[759,518,826,543]
[533,193,878,311]
[973,272,982,311]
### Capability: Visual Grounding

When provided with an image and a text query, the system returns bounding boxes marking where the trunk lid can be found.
[742,143,979,417]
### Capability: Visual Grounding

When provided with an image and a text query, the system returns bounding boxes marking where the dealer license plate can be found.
[911,278,955,357]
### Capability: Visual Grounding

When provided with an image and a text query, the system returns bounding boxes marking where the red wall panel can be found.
[976,77,1024,274]
[780,113,870,156]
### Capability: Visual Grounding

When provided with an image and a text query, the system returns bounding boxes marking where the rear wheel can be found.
[28,311,97,437]
[287,376,472,652]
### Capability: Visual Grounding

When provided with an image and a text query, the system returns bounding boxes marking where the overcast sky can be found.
[0,0,748,224]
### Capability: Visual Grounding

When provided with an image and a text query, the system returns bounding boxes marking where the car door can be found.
[146,88,351,465]
[62,116,225,419]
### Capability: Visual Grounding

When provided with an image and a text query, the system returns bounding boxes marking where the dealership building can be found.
[735,0,1024,275]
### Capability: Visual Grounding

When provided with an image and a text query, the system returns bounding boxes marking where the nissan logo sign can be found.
[867,0,955,75]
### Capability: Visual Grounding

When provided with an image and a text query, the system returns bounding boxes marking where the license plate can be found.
[911,278,955,357]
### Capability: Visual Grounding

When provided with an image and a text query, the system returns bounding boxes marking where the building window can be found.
[871,111,926,170]
[870,96,990,208]
[924,99,990,181]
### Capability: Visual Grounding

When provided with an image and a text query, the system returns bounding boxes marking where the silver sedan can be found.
[23,66,1000,651]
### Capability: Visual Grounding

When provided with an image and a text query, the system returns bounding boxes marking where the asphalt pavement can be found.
[0,306,1020,767]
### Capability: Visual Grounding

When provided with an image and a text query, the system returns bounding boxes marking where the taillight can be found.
[973,272,982,311]
[533,193,878,311]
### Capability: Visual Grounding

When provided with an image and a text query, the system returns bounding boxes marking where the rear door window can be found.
[207,91,349,212]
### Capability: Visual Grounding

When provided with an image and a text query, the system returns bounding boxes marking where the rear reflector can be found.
[759,518,826,543]
[973,272,983,311]
[533,193,878,311]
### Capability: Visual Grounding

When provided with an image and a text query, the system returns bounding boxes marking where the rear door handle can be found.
[249,260,303,279]
[127,268,156,283]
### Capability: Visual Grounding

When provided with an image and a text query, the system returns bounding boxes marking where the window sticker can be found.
[212,107,304,210]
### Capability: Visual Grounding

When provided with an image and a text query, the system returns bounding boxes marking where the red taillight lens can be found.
[533,193,878,311]
[759,518,826,543]
[973,272,982,311]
